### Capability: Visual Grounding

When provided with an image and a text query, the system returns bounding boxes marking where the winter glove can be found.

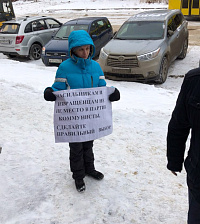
[109,88,120,102]
[44,87,56,101]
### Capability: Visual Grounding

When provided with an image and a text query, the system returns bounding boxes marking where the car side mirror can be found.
[167,30,174,37]
[51,30,56,38]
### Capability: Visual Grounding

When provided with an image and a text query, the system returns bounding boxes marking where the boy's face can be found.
[74,45,90,59]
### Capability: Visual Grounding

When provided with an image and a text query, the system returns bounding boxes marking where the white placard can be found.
[53,87,114,143]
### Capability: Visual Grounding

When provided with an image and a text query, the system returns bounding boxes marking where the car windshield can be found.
[0,23,19,34]
[115,21,165,40]
[54,24,89,39]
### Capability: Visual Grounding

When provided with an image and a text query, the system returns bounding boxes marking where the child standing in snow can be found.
[44,30,120,192]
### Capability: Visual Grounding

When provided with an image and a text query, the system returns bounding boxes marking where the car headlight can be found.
[137,48,160,61]
[100,48,108,60]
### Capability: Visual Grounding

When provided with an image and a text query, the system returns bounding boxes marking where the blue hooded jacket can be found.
[51,30,106,91]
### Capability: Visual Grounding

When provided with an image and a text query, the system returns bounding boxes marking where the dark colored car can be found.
[41,17,113,66]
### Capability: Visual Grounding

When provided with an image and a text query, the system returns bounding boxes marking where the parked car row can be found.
[0,9,189,84]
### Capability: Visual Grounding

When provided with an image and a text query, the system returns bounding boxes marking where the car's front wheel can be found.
[178,38,188,59]
[157,56,168,84]
[29,44,42,60]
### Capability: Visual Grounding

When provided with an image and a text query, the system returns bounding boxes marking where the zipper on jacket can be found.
[91,76,93,87]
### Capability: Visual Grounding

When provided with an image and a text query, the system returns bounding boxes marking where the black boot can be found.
[75,179,86,193]
[86,170,104,180]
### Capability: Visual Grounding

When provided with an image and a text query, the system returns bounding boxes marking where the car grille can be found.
[107,55,139,68]
[46,52,67,57]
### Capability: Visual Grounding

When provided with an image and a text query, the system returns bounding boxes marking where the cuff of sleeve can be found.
[167,160,183,172]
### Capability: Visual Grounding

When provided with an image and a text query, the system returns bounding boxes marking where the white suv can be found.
[0,16,62,60]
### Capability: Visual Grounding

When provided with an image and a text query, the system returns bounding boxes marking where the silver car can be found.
[0,16,62,60]
[99,10,188,84]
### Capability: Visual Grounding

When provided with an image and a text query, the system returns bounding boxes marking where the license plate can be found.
[112,68,131,74]
[49,59,62,63]
[0,39,10,45]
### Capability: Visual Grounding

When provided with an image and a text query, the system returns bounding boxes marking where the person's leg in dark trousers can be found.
[69,142,85,180]
[82,140,95,174]
[188,189,200,224]
[83,140,104,180]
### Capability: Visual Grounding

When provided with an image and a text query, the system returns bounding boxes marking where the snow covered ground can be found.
[1,1,200,224]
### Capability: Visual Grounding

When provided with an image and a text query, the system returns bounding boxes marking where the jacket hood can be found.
[68,30,95,59]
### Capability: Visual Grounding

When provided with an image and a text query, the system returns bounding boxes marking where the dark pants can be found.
[188,189,200,224]
[69,140,95,180]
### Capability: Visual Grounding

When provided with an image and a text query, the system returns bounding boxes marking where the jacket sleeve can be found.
[97,64,106,87]
[167,77,191,172]
[51,65,68,91]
